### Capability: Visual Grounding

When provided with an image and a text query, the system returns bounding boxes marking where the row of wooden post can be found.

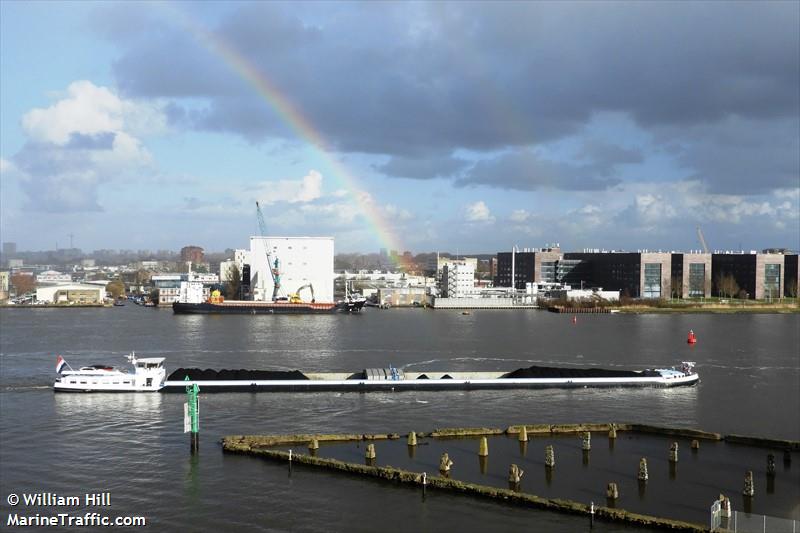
[301,430,788,499]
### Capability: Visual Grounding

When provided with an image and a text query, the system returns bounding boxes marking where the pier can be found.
[548,305,612,313]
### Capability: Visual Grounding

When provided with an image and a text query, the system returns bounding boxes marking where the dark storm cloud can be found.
[101,1,799,192]
[661,117,800,194]
[457,148,625,191]
[376,153,470,180]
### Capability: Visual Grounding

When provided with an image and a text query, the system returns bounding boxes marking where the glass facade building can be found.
[764,263,781,300]
[540,261,557,283]
[688,263,706,297]
[643,263,662,298]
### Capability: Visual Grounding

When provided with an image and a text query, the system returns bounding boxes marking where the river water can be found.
[1,307,798,531]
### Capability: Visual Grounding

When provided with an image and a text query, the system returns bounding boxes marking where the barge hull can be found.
[172,300,365,314]
[173,302,336,314]
[161,374,699,392]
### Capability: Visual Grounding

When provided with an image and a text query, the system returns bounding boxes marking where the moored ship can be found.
[172,288,366,314]
[173,298,365,314]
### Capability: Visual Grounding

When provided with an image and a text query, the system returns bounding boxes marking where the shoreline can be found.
[613,304,799,314]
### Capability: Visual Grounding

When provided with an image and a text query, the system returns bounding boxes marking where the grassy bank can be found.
[614,302,799,314]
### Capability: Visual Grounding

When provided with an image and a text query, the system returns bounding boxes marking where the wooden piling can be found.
[365,443,376,460]
[638,458,648,482]
[669,442,678,463]
[743,470,754,496]
[545,445,555,468]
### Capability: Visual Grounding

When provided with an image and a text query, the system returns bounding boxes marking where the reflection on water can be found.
[53,391,164,419]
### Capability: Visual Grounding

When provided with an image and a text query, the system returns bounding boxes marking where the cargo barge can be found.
[172,298,365,314]
[160,361,699,392]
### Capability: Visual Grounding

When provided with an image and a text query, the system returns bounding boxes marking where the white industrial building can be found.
[250,236,334,303]
[441,261,476,298]
[36,283,104,304]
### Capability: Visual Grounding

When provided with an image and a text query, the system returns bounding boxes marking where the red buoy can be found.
[687,330,697,344]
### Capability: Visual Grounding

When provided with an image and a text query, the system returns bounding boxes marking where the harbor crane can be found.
[696,226,709,254]
[256,202,282,301]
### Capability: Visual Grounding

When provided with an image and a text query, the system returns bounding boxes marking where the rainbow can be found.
[158,2,405,255]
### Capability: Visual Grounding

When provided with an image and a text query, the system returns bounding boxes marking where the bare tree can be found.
[671,274,683,299]
[787,278,798,299]
[725,275,740,299]
[223,263,242,300]
[714,273,739,299]
[714,273,725,298]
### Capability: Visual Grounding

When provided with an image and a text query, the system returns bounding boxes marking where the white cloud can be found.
[510,209,530,222]
[299,201,360,225]
[0,158,13,174]
[383,204,413,222]
[464,200,495,222]
[576,204,601,215]
[634,193,677,225]
[10,81,163,212]
[255,170,323,205]
[21,80,165,145]
[774,187,800,202]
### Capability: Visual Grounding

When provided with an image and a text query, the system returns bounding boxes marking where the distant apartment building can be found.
[670,253,712,298]
[495,246,561,289]
[180,245,205,264]
[559,251,672,299]
[711,252,786,300]
[2,242,17,256]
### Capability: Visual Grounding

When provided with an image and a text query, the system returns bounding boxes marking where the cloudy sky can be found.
[1,1,798,254]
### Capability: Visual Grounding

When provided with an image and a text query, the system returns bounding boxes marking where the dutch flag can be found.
[56,356,67,375]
